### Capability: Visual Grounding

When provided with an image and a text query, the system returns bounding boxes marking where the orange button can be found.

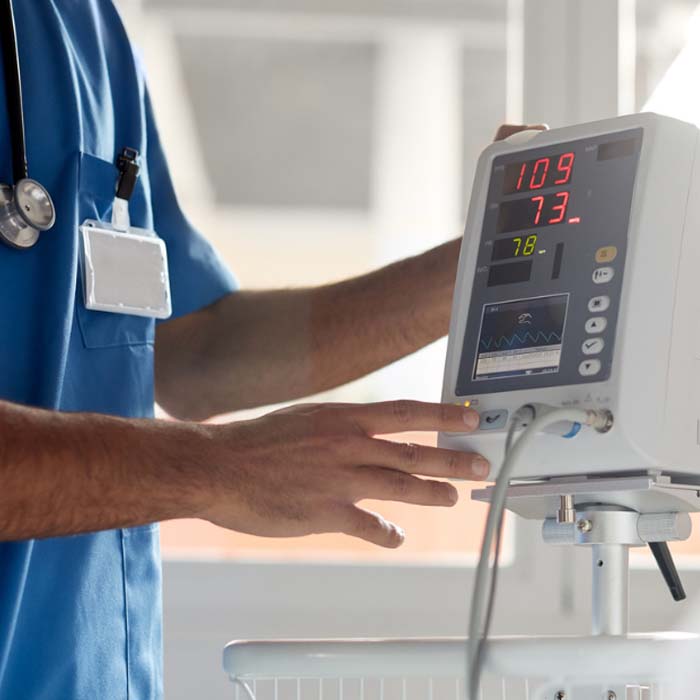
[595,246,618,263]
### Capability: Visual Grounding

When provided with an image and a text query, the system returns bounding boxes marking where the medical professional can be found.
[0,1,541,697]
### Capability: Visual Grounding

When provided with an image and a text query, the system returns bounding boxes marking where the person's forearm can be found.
[0,397,487,548]
[0,400,208,540]
[155,239,461,419]
[309,237,460,386]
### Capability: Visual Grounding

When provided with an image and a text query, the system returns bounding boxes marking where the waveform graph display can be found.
[479,328,563,352]
[474,294,569,381]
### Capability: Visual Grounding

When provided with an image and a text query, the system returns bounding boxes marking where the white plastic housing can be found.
[439,113,700,480]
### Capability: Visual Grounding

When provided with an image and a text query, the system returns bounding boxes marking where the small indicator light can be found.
[568,216,581,224]
[463,400,472,408]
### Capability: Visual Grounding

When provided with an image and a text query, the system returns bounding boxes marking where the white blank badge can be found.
[79,220,172,319]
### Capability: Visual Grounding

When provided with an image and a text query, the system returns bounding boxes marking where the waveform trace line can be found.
[479,330,562,351]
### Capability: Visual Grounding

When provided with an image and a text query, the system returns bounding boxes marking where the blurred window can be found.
[177,36,377,209]
[126,0,508,562]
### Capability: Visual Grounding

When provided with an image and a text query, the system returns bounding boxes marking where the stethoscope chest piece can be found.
[0,0,57,250]
[0,179,56,249]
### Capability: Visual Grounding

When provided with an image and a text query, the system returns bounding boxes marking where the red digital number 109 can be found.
[515,152,575,191]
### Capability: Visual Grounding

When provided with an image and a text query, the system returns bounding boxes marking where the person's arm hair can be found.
[155,238,460,421]
[154,126,548,421]
[0,399,206,540]
[0,398,487,544]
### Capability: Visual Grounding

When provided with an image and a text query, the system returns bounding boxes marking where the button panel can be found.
[579,245,614,377]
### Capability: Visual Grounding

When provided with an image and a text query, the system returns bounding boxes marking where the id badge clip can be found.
[79,148,172,320]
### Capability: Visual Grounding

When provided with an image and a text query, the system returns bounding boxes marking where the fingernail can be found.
[463,410,480,430]
[447,486,459,505]
[472,457,490,479]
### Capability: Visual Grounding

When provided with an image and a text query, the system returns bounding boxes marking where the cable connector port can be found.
[518,403,580,438]
[583,408,614,433]
[518,404,614,438]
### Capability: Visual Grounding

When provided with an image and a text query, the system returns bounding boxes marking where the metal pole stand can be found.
[543,507,691,636]
[471,473,700,697]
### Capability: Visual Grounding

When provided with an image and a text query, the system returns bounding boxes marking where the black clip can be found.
[115,147,140,201]
[648,541,687,602]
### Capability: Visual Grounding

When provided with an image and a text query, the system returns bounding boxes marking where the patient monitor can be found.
[438,115,700,694]
[440,113,700,481]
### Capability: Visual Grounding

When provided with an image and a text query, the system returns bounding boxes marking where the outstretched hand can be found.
[198,400,487,548]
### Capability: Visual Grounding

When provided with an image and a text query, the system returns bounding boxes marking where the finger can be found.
[268,402,322,417]
[352,466,459,507]
[335,505,405,548]
[494,123,548,141]
[344,400,480,435]
[370,439,489,480]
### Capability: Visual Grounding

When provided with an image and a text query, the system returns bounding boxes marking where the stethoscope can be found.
[0,0,56,249]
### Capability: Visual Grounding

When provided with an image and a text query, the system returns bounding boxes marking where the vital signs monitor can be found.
[440,113,700,480]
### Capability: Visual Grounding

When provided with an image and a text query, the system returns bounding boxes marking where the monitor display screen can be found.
[473,294,569,381]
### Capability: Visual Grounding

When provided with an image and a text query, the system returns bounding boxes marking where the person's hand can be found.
[494,123,548,142]
[196,400,487,548]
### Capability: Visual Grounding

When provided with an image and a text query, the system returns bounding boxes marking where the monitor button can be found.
[593,267,614,284]
[582,337,605,355]
[595,246,618,263]
[479,409,509,431]
[585,317,608,334]
[588,295,610,313]
[579,359,602,376]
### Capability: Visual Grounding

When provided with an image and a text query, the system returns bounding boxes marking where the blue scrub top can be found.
[0,2,237,698]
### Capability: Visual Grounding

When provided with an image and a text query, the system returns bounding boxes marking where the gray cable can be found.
[467,406,596,699]
[469,411,522,692]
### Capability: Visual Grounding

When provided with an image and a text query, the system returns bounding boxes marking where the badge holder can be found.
[79,148,172,320]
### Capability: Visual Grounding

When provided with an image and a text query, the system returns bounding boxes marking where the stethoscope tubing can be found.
[0,0,56,248]
[0,0,29,183]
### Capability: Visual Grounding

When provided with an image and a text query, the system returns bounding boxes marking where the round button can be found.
[585,317,607,334]
[592,267,614,284]
[595,246,618,264]
[588,295,610,313]
[579,359,602,376]
[582,338,604,355]
[479,409,509,431]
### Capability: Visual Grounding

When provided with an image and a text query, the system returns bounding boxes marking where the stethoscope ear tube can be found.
[0,0,56,249]
[0,0,28,183]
